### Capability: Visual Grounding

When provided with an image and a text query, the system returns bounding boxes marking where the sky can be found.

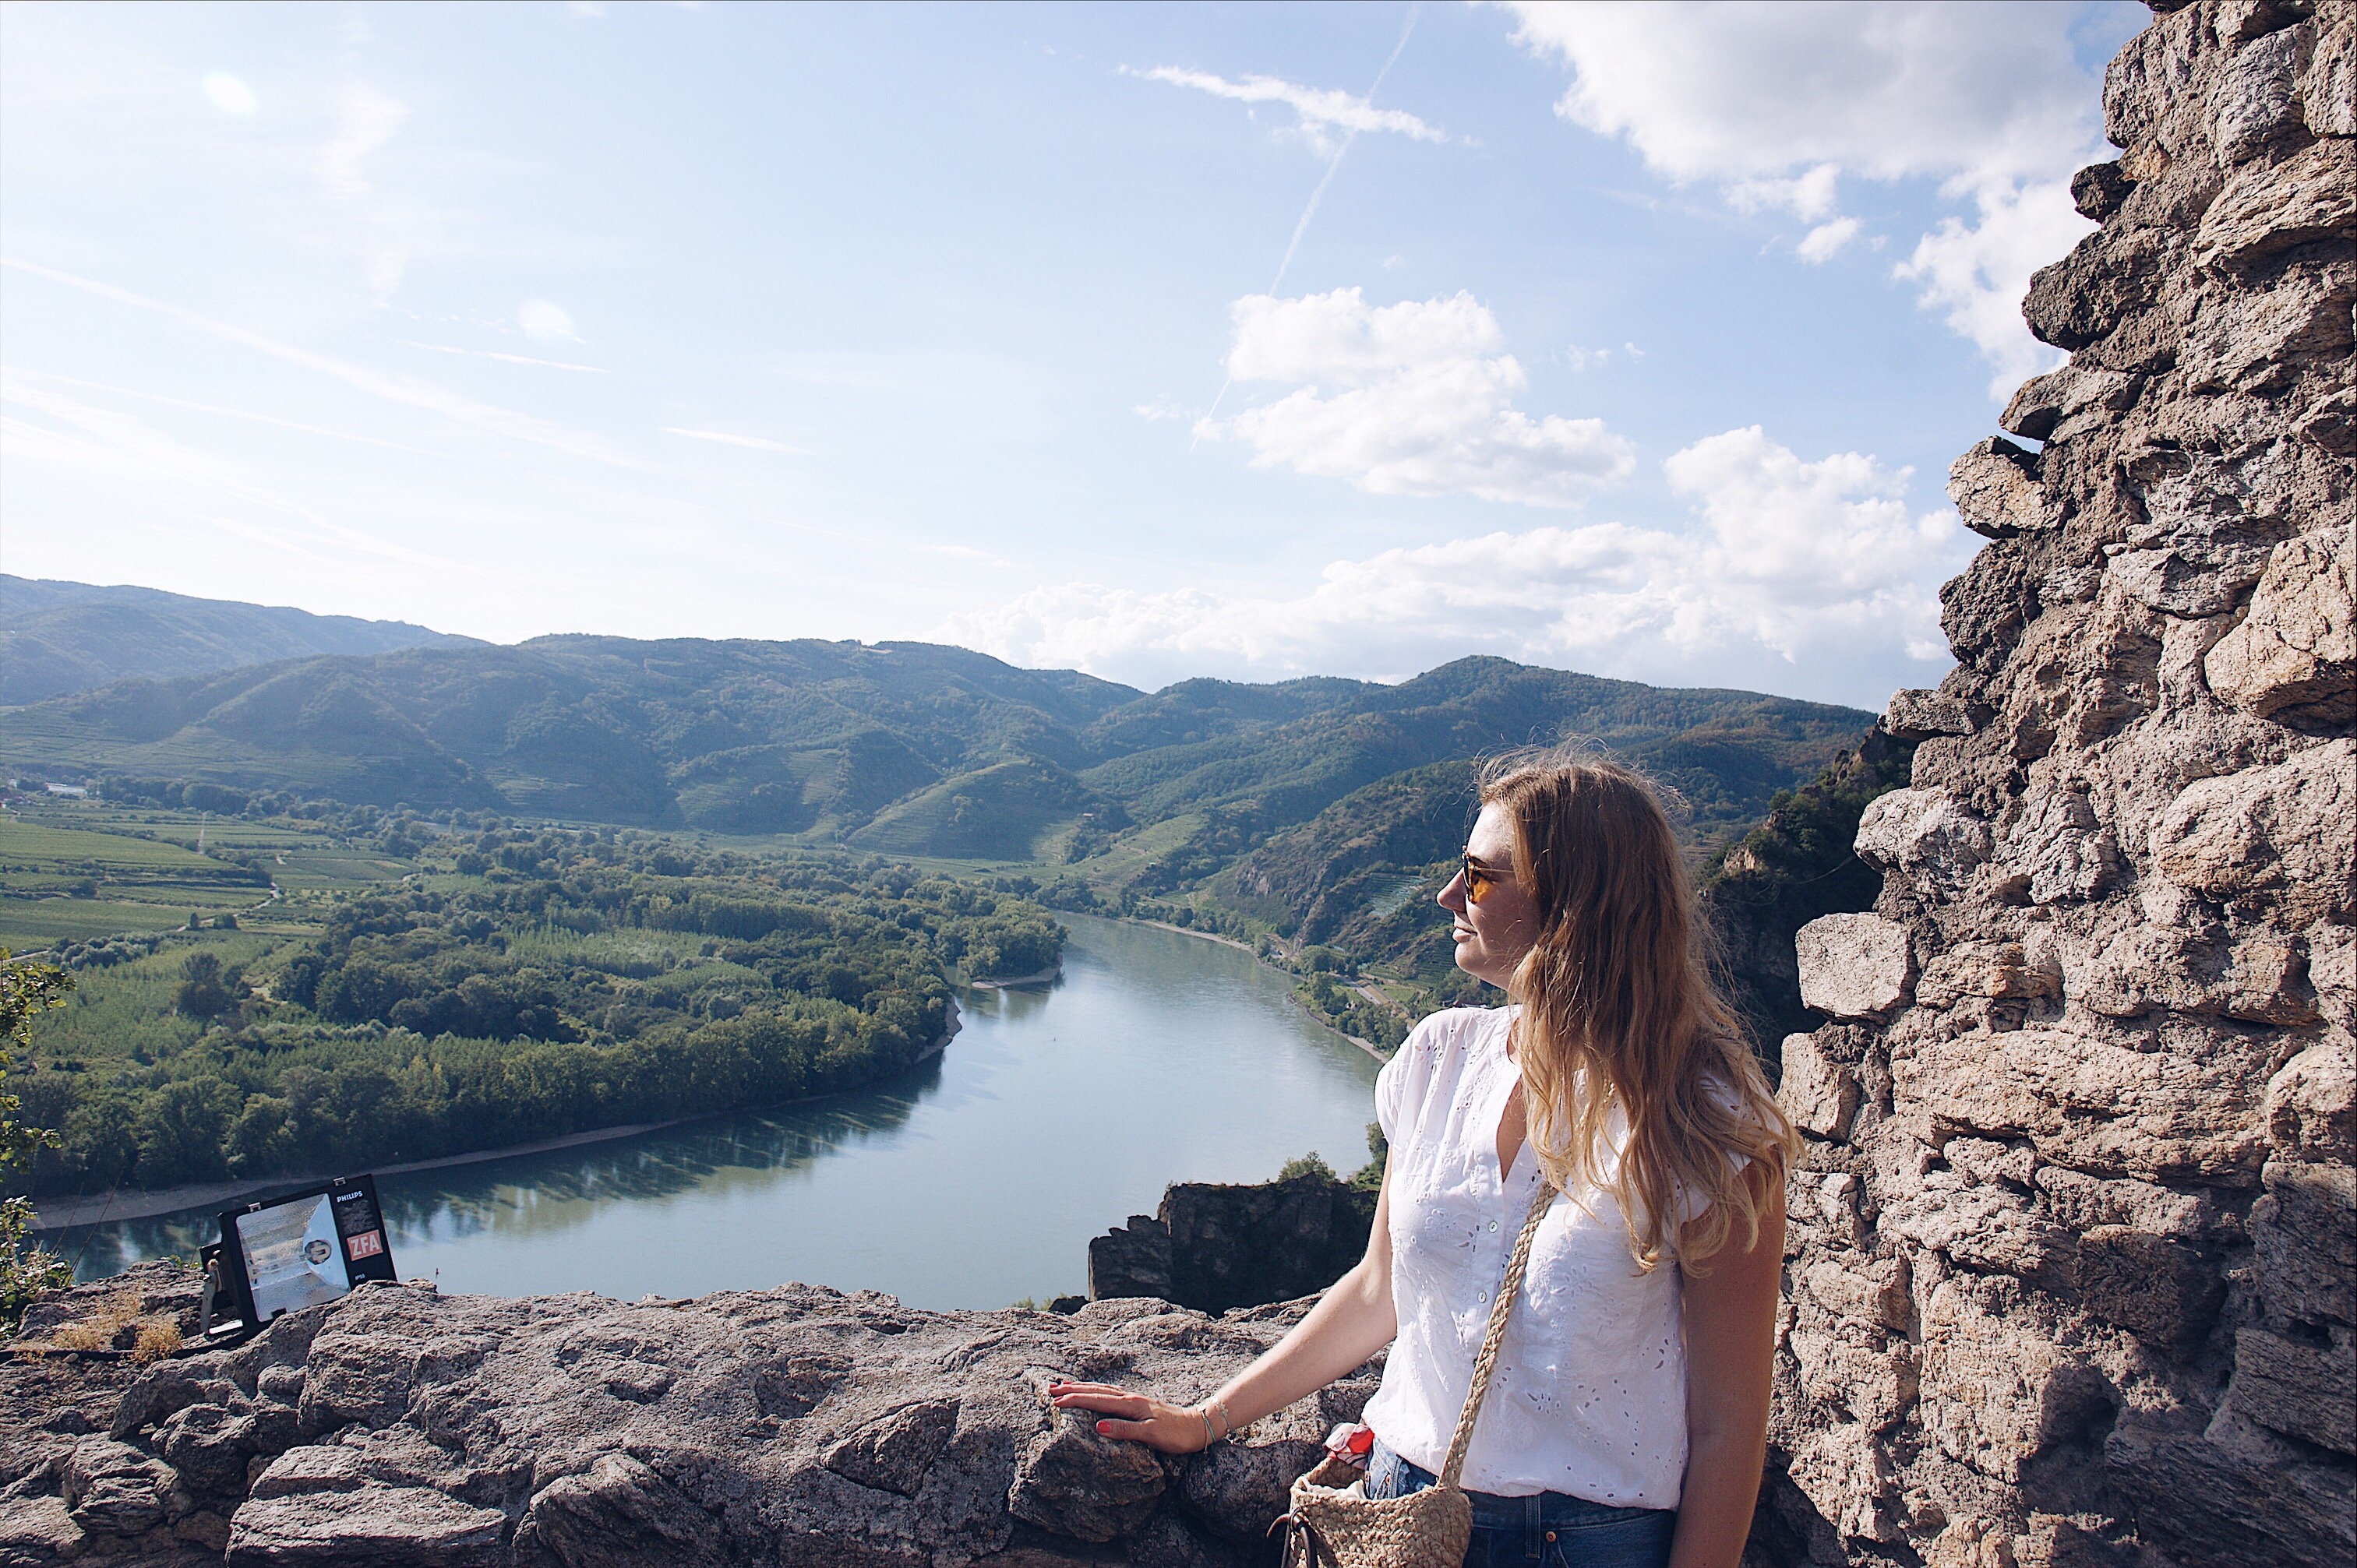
[0,1,2147,711]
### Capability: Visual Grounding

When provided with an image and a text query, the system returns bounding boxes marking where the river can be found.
[49,915,1387,1309]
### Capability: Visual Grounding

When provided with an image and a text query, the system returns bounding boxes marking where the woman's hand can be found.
[1046,1380,1214,1453]
[1043,1152,1402,1461]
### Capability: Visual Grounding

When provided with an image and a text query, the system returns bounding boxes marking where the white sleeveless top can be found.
[1360,1006,1693,1507]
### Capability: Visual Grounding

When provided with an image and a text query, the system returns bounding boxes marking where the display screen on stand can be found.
[212,1174,399,1333]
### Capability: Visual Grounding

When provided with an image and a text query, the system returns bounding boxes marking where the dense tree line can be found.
[9,832,1063,1195]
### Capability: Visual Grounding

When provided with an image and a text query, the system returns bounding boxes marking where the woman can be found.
[1050,754,1796,1568]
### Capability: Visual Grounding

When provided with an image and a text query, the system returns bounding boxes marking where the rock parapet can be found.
[2,1274,1377,1567]
[1759,4,2356,1564]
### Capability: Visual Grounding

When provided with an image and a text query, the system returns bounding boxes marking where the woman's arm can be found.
[1668,1172,1785,1568]
[1050,1153,1399,1453]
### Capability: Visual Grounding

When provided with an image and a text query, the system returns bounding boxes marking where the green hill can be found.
[1,587,1877,934]
[849,757,1111,861]
[0,576,476,706]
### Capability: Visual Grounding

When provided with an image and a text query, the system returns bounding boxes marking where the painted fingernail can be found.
[1096,1421,1110,1434]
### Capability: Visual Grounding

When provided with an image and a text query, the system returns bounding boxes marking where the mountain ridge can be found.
[0,576,477,706]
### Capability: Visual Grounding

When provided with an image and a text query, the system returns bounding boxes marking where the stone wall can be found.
[1762,3,2355,1563]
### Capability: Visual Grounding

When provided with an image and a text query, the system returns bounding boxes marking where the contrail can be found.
[1193,3,1423,449]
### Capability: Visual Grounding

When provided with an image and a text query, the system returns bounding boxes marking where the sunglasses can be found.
[1459,850,1509,904]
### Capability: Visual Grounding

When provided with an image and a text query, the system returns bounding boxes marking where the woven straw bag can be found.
[1275,1179,1556,1568]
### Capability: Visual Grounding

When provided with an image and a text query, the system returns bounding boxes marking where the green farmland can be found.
[0,807,325,951]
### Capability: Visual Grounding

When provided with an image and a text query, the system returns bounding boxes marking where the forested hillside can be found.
[2,627,1872,904]
[0,576,473,706]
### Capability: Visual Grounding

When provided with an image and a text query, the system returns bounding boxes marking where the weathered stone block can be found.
[1948,438,2046,539]
[2106,1416,2357,1568]
[1797,915,1912,1020]
[1918,941,2061,1008]
[1085,1215,1171,1303]
[2266,1038,2357,1163]
[226,1484,510,1567]
[1889,1180,2078,1293]
[2077,1226,2222,1353]
[1780,1032,1861,1140]
[2193,136,2357,269]
[2210,25,2302,165]
[512,1452,726,1568]
[2076,925,2317,1024]
[2000,786,2117,905]
[1920,1277,2110,1485]
[2234,1325,2356,1454]
[2307,9,2357,136]
[1798,1256,1913,1335]
[1897,1027,2268,1182]
[2250,1158,2356,1326]
[1855,789,1992,895]
[1787,1422,1900,1543]
[62,1436,177,1537]
[2205,530,2357,731]
[2070,160,2132,220]
[821,1397,960,1496]
[2001,365,2140,443]
[1006,1408,1166,1543]
[2149,739,2357,927]
[1883,688,1972,739]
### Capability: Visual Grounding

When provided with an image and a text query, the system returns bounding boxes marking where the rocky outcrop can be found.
[3,1274,1376,1567]
[1761,5,2356,1564]
[1087,1175,1376,1315]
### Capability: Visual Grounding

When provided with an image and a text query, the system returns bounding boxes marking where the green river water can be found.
[56,915,1389,1309]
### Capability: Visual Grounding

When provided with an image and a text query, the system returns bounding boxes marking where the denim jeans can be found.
[1363,1440,1676,1568]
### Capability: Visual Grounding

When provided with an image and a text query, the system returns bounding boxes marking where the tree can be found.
[2,950,72,1175]
[175,952,239,1020]
[2,950,76,1327]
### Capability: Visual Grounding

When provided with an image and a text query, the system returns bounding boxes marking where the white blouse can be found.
[1360,1006,1694,1508]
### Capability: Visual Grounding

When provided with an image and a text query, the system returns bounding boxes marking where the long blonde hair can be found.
[1484,751,1796,1270]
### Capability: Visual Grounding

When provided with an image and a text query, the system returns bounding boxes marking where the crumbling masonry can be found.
[1766,3,2355,1563]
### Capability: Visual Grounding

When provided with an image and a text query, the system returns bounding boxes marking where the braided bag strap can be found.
[1437,1178,1556,1490]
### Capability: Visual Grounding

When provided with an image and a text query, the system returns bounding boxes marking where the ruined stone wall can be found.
[1087,1174,1377,1314]
[1764,3,2355,1564]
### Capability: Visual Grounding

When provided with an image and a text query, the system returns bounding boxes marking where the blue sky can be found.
[1,1,2144,710]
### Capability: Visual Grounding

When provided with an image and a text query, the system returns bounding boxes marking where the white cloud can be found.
[942,426,1964,706]
[2,256,637,467]
[926,542,1013,568]
[1200,287,1635,507]
[661,426,806,454]
[1897,179,2091,394]
[9,368,436,455]
[0,376,436,564]
[1503,0,2120,389]
[202,72,257,116]
[517,299,579,341]
[402,341,606,373]
[1796,216,1862,263]
[1728,162,1840,220]
[1140,66,1446,158]
[315,81,416,297]
[1134,398,1186,421]
[318,82,409,199]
